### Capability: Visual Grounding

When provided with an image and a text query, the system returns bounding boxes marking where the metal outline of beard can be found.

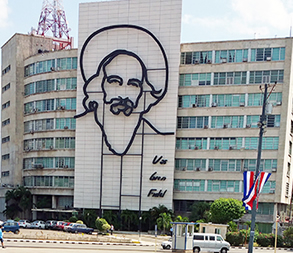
[75,24,174,156]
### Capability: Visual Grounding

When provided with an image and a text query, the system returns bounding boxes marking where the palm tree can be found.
[157,212,172,234]
[174,215,189,222]
[121,209,138,231]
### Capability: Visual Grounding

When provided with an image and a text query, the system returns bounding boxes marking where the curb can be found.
[4,239,155,247]
[231,246,293,251]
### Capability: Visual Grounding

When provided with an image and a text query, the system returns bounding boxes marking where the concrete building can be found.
[175,38,292,232]
[1,33,77,219]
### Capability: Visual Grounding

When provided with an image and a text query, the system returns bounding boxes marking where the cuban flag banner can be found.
[242,171,271,210]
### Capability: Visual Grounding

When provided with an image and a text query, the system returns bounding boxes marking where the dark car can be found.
[45,220,56,229]
[67,224,94,234]
[3,220,20,234]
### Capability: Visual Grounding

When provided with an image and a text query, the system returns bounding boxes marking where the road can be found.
[0,241,290,253]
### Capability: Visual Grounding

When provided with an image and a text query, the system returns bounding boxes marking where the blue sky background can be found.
[1,0,293,51]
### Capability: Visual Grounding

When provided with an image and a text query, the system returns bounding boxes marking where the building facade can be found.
[1,1,293,232]
[1,34,77,219]
[176,38,293,231]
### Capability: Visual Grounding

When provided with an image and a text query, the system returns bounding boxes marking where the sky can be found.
[1,0,293,51]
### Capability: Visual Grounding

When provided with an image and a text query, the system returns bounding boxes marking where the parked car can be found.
[3,220,20,234]
[45,220,56,230]
[67,224,94,234]
[64,223,75,232]
[54,221,66,230]
[161,238,172,249]
[30,220,45,229]
[18,220,31,228]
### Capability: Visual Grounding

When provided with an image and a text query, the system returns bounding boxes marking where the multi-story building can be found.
[175,38,292,232]
[1,33,77,219]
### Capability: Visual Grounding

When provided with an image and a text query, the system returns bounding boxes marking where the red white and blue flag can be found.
[242,171,271,210]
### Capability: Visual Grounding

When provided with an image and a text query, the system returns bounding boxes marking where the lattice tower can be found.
[37,0,71,40]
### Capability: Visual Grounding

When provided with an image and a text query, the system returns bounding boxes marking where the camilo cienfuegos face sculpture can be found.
[75,24,173,156]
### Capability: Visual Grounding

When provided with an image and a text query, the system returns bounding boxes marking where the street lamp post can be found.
[247,84,268,253]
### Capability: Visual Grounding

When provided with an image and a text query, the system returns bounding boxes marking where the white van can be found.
[193,233,230,253]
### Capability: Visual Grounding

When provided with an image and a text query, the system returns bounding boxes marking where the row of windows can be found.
[2,118,10,127]
[177,115,280,129]
[180,70,284,86]
[2,83,10,93]
[178,92,282,108]
[2,136,10,144]
[24,137,75,151]
[175,159,277,172]
[25,78,77,96]
[23,157,75,170]
[174,179,275,193]
[24,98,76,114]
[180,47,285,65]
[176,137,279,150]
[2,101,10,110]
[24,57,77,77]
[24,176,74,188]
[24,118,76,133]
[2,65,11,75]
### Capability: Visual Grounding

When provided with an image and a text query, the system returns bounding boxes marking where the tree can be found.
[189,201,211,222]
[83,209,97,228]
[157,213,172,234]
[96,218,110,233]
[121,209,138,231]
[4,186,32,219]
[103,210,120,230]
[174,215,189,222]
[210,198,245,224]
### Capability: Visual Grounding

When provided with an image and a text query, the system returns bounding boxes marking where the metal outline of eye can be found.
[127,78,142,88]
[107,75,123,86]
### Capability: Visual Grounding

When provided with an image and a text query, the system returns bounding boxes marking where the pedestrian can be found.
[0,225,5,248]
[110,224,114,235]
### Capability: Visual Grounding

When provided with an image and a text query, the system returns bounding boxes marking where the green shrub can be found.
[283,227,293,247]
[95,218,110,232]
[256,233,273,247]
[226,232,245,246]
[239,229,259,244]
[69,216,78,223]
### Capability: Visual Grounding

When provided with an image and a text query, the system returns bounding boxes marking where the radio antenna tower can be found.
[36,0,73,50]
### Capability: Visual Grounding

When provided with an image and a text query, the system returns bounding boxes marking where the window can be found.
[2,154,10,160]
[25,60,55,77]
[209,137,243,150]
[178,95,210,108]
[251,48,285,61]
[56,78,77,90]
[1,171,9,177]
[211,116,244,129]
[287,163,291,177]
[35,79,55,93]
[174,179,205,192]
[214,72,247,85]
[56,57,77,70]
[176,138,208,150]
[24,176,74,188]
[2,65,11,75]
[256,203,274,215]
[244,137,279,150]
[181,51,212,64]
[215,49,248,63]
[55,137,75,149]
[261,181,275,193]
[246,115,280,128]
[243,159,277,172]
[248,92,282,106]
[56,118,76,130]
[212,94,245,107]
[23,157,74,170]
[2,83,10,93]
[286,182,290,196]
[249,70,284,84]
[2,136,10,144]
[207,180,240,192]
[2,118,10,127]
[2,101,10,110]
[179,73,211,86]
[24,138,54,151]
[209,159,241,172]
[175,159,206,171]
[56,98,76,110]
[290,141,292,156]
[177,116,209,129]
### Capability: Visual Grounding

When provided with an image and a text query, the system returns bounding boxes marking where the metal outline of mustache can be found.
[75,24,173,156]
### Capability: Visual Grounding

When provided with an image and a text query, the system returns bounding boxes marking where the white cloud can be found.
[182,0,293,39]
[0,0,9,28]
